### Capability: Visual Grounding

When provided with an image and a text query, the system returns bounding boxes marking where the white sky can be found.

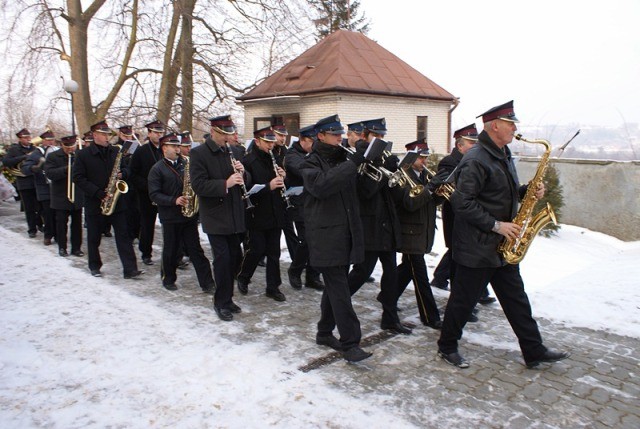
[362,0,640,130]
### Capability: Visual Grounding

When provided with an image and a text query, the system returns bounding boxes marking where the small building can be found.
[237,30,457,154]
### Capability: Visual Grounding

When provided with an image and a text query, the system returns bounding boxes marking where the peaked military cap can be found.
[314,114,344,135]
[40,130,55,140]
[210,115,236,135]
[362,118,387,135]
[298,124,317,139]
[347,122,365,133]
[83,131,94,142]
[478,100,519,123]
[254,126,277,142]
[90,120,112,134]
[159,133,181,145]
[16,128,31,138]
[404,138,429,156]
[272,125,288,136]
[61,135,78,147]
[118,125,134,136]
[179,131,193,145]
[145,119,165,133]
[453,123,479,140]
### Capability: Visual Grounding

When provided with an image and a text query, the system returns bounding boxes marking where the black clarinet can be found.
[268,149,293,210]
[226,143,254,210]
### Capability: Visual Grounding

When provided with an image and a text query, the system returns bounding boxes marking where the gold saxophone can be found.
[100,149,129,216]
[181,156,199,218]
[498,134,557,264]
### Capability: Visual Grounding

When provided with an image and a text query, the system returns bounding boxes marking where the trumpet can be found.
[268,149,293,210]
[389,166,424,197]
[226,143,254,210]
[339,145,397,184]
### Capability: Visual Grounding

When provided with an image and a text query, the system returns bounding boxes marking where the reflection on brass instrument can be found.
[100,147,128,216]
[67,153,75,203]
[226,142,254,210]
[339,145,399,184]
[180,156,199,218]
[498,134,557,264]
[388,166,424,197]
[268,149,293,210]
[434,182,455,200]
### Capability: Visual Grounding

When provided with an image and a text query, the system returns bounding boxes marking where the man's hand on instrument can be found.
[494,221,522,240]
[226,172,244,189]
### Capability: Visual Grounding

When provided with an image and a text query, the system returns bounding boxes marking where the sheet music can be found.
[247,184,265,195]
[285,186,303,197]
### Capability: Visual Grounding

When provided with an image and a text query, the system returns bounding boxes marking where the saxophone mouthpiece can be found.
[514,133,523,141]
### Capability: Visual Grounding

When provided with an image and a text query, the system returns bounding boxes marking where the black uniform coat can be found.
[129,141,162,195]
[148,158,188,224]
[300,142,364,268]
[284,141,308,223]
[392,168,437,255]
[242,148,286,231]
[22,147,52,201]
[44,149,84,211]
[73,142,127,216]
[189,136,246,235]
[450,130,524,268]
[435,147,463,248]
[3,143,35,191]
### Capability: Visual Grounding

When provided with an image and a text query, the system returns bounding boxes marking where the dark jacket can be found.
[189,137,246,235]
[284,141,309,222]
[129,141,162,194]
[242,148,286,231]
[22,147,53,201]
[44,149,84,211]
[72,142,127,216]
[450,130,524,268]
[300,142,364,267]
[148,157,190,224]
[392,167,437,254]
[3,143,35,191]
[434,147,463,248]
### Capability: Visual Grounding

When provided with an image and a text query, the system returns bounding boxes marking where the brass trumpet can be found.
[339,145,397,184]
[389,166,424,197]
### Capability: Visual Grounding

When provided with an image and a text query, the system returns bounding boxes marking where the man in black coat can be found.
[129,120,165,265]
[148,133,215,293]
[300,114,372,363]
[73,120,142,279]
[437,100,569,369]
[117,125,140,241]
[44,135,84,257]
[285,125,323,290]
[190,115,246,322]
[392,140,441,329]
[236,127,288,302]
[3,128,41,237]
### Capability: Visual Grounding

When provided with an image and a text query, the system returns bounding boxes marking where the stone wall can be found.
[516,158,640,241]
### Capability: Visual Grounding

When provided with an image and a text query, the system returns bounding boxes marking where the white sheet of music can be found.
[247,184,265,195]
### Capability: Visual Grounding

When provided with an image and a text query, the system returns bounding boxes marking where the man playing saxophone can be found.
[147,133,214,293]
[72,120,142,279]
[437,101,569,369]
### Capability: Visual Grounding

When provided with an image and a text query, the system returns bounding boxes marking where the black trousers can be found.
[288,220,320,279]
[123,190,140,240]
[137,192,158,259]
[18,188,40,234]
[348,250,400,325]
[282,209,298,261]
[317,265,362,350]
[85,211,138,275]
[55,208,83,252]
[237,228,282,292]
[432,248,452,287]
[207,233,243,310]
[438,263,547,361]
[40,199,55,240]
[397,253,440,325]
[160,220,214,289]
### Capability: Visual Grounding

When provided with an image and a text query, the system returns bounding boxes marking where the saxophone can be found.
[181,156,199,218]
[100,148,129,216]
[498,134,557,264]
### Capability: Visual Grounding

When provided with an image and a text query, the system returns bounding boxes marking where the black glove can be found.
[348,151,365,167]
[383,155,398,171]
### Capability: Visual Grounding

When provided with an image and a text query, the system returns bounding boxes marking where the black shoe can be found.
[227,302,242,314]
[305,276,325,290]
[426,320,443,330]
[71,250,85,257]
[43,237,52,246]
[103,231,112,237]
[468,312,479,323]
[124,270,144,279]
[177,257,190,270]
[287,268,302,290]
[380,321,412,335]
[257,258,266,267]
[214,306,233,321]
[90,269,102,277]
[265,289,286,302]
[28,231,37,238]
[59,249,69,257]
[237,279,249,295]
[142,257,154,266]
[430,281,449,291]
[202,284,216,295]
[315,334,342,351]
[438,350,469,368]
[525,349,570,368]
[365,276,375,283]
[478,296,497,305]
[163,283,178,291]
[342,346,372,362]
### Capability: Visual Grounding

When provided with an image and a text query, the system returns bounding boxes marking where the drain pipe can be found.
[447,98,460,153]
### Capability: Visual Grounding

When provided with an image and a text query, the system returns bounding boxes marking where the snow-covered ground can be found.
[1,203,639,428]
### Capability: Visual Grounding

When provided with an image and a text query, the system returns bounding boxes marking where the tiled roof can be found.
[238,30,455,102]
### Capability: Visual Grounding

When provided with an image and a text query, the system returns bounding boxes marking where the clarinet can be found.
[226,143,254,210]
[268,149,293,210]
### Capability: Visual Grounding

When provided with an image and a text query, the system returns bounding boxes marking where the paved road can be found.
[1,200,638,428]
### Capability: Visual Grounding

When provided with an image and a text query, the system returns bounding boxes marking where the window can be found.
[417,116,428,141]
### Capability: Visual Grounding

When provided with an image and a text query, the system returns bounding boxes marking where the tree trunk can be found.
[179,0,196,133]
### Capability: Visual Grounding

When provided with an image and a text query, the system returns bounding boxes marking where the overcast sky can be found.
[361,0,639,130]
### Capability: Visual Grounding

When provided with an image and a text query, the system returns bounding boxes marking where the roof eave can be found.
[237,87,456,103]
